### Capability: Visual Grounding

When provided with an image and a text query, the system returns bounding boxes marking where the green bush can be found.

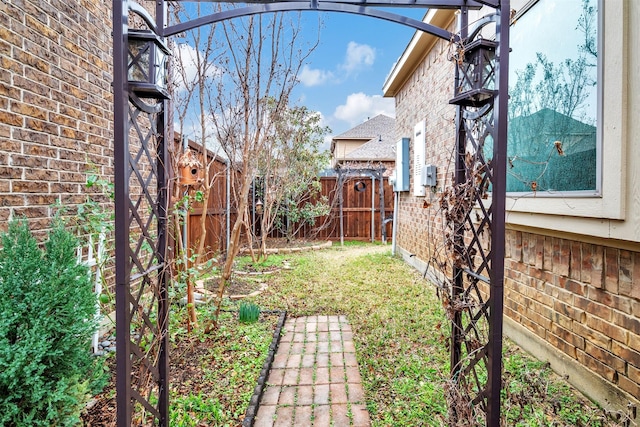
[0,219,99,426]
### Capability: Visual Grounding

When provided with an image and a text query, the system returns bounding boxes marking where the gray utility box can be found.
[420,164,437,187]
[394,137,410,192]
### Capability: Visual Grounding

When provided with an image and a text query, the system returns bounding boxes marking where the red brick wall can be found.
[0,0,114,238]
[505,229,640,399]
[395,24,457,274]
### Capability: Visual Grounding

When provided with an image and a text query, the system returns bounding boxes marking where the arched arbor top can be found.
[163,0,491,39]
[113,0,509,425]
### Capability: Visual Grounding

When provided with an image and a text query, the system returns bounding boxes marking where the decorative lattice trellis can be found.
[112,1,509,425]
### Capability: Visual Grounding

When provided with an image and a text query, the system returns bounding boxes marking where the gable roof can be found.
[383,9,456,97]
[510,108,597,156]
[333,114,396,140]
[331,114,397,161]
[344,133,396,161]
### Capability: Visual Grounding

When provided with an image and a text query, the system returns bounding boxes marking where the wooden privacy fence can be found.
[184,166,395,258]
[279,175,395,242]
[184,156,232,256]
[175,138,236,262]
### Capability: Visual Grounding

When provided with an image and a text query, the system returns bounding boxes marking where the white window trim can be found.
[413,120,426,197]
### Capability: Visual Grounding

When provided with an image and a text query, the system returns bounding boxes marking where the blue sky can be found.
[291,9,425,145]
[172,5,426,151]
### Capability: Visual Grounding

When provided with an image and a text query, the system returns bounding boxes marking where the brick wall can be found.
[393,14,640,417]
[395,24,456,274]
[0,0,114,239]
[505,229,640,400]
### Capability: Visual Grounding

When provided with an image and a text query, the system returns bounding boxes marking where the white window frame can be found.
[413,120,426,197]
[505,0,626,221]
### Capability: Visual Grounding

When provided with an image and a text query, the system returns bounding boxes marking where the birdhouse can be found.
[178,150,203,186]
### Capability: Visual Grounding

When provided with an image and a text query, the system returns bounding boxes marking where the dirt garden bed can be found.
[81,309,283,426]
[82,240,335,425]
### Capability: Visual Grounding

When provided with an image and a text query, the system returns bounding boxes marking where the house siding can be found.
[391,6,640,419]
[0,0,114,239]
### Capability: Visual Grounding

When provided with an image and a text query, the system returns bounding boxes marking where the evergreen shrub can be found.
[0,219,99,426]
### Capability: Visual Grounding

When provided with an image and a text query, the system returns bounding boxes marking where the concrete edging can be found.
[240,240,333,255]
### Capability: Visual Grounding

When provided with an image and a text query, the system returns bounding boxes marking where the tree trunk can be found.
[243,215,257,262]
[174,204,197,330]
[212,171,252,326]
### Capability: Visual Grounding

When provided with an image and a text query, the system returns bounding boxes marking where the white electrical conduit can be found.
[392,191,399,256]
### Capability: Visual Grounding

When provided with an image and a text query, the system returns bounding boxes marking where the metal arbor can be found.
[113,2,171,425]
[446,8,509,426]
[112,0,509,425]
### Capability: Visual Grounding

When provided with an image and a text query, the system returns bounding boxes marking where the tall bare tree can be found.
[205,11,320,324]
[170,3,224,329]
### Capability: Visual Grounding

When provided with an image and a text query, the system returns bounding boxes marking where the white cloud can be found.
[340,42,376,75]
[321,134,333,153]
[333,92,395,127]
[171,43,222,92]
[295,42,375,89]
[298,65,334,87]
[171,43,199,91]
[173,112,227,158]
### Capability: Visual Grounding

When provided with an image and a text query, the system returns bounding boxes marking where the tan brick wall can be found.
[505,229,640,399]
[395,26,456,274]
[0,0,114,238]
[393,15,640,415]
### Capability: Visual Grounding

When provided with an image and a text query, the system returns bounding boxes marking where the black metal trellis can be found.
[113,1,170,425]
[447,5,509,426]
[113,0,508,425]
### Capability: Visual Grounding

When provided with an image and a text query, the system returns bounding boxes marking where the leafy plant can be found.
[170,392,225,426]
[0,219,99,426]
[167,308,277,425]
[238,301,261,323]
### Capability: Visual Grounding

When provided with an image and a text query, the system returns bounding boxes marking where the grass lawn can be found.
[84,243,624,426]
[252,243,621,426]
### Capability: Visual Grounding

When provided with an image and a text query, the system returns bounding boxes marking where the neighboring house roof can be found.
[510,108,596,156]
[334,114,396,140]
[344,134,395,161]
[331,114,397,162]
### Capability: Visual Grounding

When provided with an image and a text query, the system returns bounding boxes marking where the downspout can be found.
[371,175,375,242]
[391,190,399,256]
[338,170,344,246]
[379,170,386,243]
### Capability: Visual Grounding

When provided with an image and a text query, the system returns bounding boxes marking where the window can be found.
[507,0,599,194]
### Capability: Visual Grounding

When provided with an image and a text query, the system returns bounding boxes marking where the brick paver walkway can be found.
[254,315,371,427]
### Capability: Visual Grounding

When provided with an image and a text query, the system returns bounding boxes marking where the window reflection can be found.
[507,0,598,194]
